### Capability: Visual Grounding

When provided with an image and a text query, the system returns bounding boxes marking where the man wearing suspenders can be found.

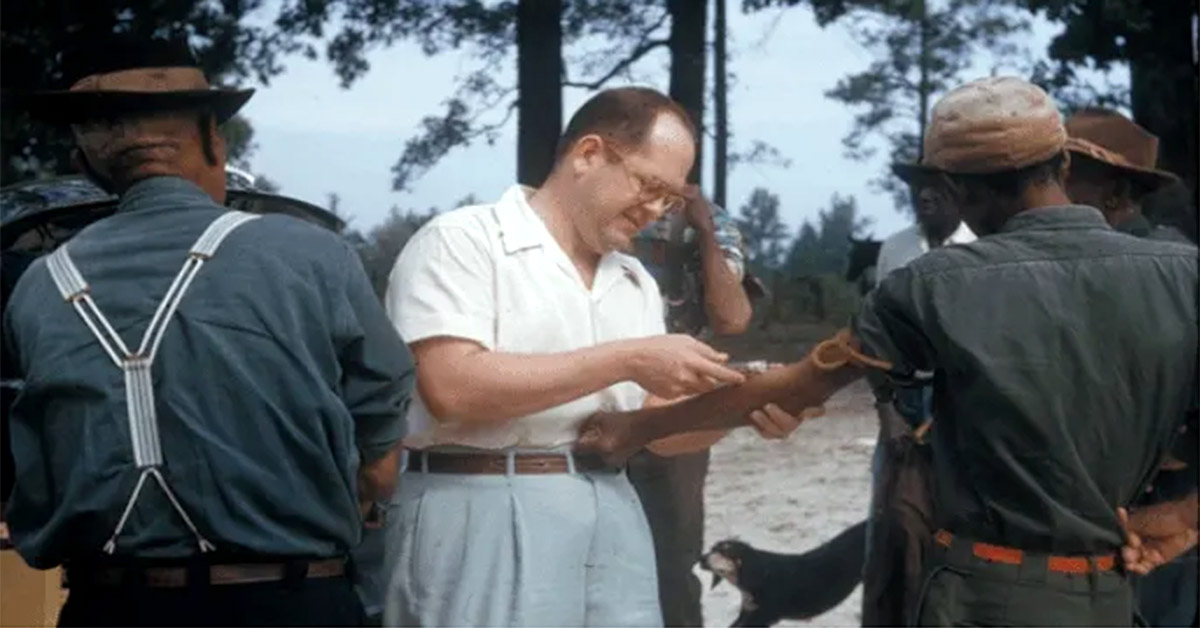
[4,34,414,626]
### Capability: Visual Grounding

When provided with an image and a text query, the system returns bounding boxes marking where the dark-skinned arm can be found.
[577,344,870,465]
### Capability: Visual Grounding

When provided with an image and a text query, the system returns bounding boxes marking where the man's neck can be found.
[118,163,226,204]
[920,220,959,248]
[527,179,601,273]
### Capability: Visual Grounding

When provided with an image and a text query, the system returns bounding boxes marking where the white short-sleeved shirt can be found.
[875,220,977,280]
[385,185,666,450]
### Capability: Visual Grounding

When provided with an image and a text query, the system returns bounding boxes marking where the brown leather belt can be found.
[935,529,1116,574]
[409,451,616,475]
[65,557,346,588]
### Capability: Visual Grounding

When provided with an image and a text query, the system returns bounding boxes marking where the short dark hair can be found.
[556,87,696,160]
[948,152,1067,199]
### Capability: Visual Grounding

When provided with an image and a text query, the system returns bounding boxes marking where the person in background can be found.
[861,157,977,618]
[381,87,802,628]
[1063,107,1199,628]
[1063,108,1192,243]
[628,192,757,627]
[4,33,414,626]
[875,163,977,282]
[871,160,976,429]
[576,76,1198,627]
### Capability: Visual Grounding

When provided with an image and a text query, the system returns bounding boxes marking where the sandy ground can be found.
[700,379,878,628]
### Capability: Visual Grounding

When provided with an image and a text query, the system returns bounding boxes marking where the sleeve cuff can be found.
[395,313,494,350]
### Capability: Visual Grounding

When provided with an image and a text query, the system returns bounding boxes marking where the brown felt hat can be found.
[923,76,1066,175]
[11,32,253,125]
[1064,108,1179,191]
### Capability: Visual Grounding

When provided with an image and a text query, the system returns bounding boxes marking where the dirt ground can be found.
[699,373,878,628]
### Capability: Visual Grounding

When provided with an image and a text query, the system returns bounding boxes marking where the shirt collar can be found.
[116,176,216,214]
[115,175,222,217]
[1113,213,1153,238]
[492,184,644,295]
[999,205,1110,234]
[944,220,977,245]
[493,185,550,254]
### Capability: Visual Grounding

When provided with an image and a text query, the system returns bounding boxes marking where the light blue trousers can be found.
[383,452,663,627]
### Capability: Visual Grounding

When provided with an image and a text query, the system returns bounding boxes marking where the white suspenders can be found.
[44,210,260,555]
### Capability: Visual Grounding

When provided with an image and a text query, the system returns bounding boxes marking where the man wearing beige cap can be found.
[576,76,1198,626]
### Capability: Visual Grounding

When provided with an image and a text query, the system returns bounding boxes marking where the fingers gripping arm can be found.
[619,330,887,447]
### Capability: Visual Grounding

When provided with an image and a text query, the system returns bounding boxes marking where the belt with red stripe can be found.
[934,529,1116,574]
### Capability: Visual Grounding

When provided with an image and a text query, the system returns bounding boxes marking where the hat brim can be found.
[1070,145,1180,193]
[890,162,942,184]
[11,88,254,124]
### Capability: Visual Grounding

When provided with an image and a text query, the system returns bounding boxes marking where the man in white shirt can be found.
[872,161,976,428]
[382,87,800,627]
[875,162,977,282]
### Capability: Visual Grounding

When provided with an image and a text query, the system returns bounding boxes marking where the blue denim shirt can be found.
[4,177,414,568]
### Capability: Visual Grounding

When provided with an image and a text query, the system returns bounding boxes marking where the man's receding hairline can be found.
[555,87,696,162]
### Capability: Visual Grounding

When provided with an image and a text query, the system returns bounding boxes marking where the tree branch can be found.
[563,39,669,89]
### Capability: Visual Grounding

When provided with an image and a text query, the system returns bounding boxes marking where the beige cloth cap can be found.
[924,77,1066,175]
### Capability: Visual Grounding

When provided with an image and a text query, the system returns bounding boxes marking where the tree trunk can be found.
[668,0,708,185]
[516,0,563,188]
[713,0,729,207]
[915,0,929,162]
[1129,49,1197,192]
[1128,1,1198,241]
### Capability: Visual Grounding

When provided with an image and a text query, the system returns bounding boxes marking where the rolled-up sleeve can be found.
[711,206,747,281]
[336,242,415,462]
[851,267,935,377]
[384,223,495,350]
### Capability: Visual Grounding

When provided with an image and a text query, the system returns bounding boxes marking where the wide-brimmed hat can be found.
[890,161,942,184]
[1064,108,1179,191]
[10,32,253,125]
[923,76,1066,175]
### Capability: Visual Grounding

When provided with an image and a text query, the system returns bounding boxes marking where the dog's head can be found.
[699,538,754,590]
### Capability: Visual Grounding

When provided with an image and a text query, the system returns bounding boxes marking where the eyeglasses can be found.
[602,142,690,214]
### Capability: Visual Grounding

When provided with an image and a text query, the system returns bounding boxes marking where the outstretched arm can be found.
[577,331,882,464]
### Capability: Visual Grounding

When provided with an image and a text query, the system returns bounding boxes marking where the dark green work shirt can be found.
[1115,213,1194,245]
[3,177,414,568]
[853,205,1198,554]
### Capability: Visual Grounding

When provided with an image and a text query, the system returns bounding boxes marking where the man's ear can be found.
[203,113,227,167]
[570,134,606,174]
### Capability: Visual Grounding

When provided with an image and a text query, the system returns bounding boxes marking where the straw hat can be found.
[923,76,1066,175]
[1064,108,1179,191]
[12,32,253,125]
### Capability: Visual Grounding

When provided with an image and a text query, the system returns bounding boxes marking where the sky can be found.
[244,3,1127,242]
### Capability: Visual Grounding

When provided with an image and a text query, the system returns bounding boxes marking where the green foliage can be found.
[274,0,518,88]
[0,0,296,184]
[1015,0,1191,112]
[821,0,1028,212]
[350,206,438,298]
[735,188,790,273]
[739,190,870,324]
[340,192,482,298]
[220,116,259,170]
[274,0,674,192]
[785,193,871,275]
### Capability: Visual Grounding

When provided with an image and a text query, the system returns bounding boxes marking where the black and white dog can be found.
[699,520,868,627]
